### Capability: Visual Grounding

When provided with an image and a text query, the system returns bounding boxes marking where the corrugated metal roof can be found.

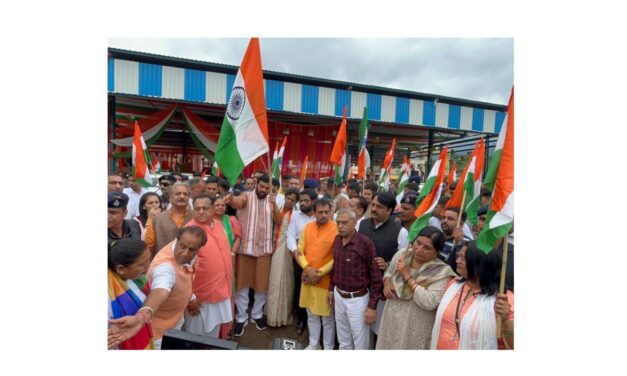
[108,47,507,111]
[107,48,507,135]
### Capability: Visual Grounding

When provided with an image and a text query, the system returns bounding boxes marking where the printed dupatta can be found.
[107,269,153,349]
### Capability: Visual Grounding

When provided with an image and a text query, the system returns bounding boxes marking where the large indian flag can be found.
[408,146,448,241]
[216,38,269,185]
[132,121,153,187]
[477,87,514,253]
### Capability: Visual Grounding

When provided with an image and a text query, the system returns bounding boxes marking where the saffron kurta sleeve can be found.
[145,218,156,248]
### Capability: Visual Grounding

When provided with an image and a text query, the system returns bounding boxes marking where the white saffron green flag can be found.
[132,121,153,187]
[477,87,514,254]
[216,38,269,185]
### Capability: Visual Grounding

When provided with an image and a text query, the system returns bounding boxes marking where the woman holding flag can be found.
[429,241,514,350]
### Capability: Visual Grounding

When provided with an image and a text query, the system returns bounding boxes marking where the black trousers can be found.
[292,257,307,324]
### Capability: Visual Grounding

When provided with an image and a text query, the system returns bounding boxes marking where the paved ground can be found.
[233,319,309,350]
[230,299,309,350]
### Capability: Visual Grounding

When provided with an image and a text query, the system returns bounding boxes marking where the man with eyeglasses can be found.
[328,208,382,350]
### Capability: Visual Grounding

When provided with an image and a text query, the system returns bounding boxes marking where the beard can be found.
[256,190,268,199]
[300,205,312,214]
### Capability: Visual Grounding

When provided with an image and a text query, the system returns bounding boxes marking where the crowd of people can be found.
[107,169,514,350]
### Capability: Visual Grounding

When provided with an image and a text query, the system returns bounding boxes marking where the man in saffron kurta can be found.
[297,198,338,350]
[182,195,233,338]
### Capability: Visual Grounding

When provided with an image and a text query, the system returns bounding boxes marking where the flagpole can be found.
[456,189,467,229]
[449,188,468,257]
[496,236,509,338]
[260,157,269,173]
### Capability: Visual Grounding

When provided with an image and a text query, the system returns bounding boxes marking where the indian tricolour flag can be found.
[271,136,287,181]
[477,87,514,254]
[378,138,396,189]
[132,121,153,187]
[396,155,411,204]
[357,107,370,180]
[150,153,162,174]
[211,160,221,177]
[408,146,448,241]
[216,38,269,185]
[330,107,348,166]
[299,155,309,184]
[447,162,457,187]
[446,138,485,226]
[463,138,485,225]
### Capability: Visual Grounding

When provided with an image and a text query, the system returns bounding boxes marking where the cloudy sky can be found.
[108,38,513,105]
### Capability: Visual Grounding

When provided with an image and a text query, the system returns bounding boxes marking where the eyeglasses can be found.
[455,253,466,261]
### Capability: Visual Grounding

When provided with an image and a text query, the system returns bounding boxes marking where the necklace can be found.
[452,283,474,341]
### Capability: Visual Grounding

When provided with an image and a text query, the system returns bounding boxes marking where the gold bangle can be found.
[138,306,155,318]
